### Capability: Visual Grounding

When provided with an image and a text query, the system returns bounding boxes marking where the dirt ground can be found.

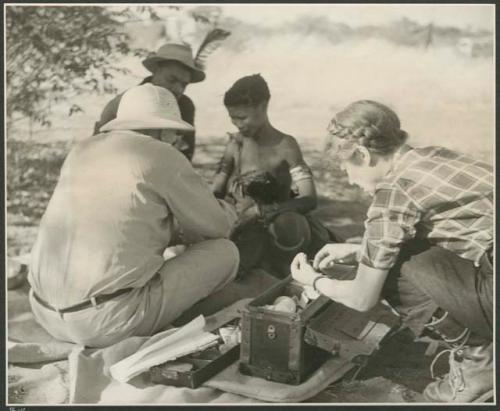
[6,137,448,403]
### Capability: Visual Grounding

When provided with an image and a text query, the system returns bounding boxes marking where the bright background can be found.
[13,4,493,162]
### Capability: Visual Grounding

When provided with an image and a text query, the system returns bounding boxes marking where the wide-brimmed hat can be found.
[142,43,205,83]
[100,84,195,132]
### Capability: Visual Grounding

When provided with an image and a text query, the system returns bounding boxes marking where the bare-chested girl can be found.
[212,74,336,276]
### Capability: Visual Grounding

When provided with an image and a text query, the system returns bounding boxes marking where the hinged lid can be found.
[305,300,400,359]
[303,263,400,357]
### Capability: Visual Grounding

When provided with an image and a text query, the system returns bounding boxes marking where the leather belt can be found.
[33,288,133,314]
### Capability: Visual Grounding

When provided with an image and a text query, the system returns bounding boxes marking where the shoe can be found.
[423,342,494,403]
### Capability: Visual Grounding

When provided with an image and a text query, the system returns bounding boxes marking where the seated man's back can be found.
[29,84,239,347]
[31,132,185,306]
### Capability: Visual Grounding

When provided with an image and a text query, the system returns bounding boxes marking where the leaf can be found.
[6,5,134,127]
[194,28,231,70]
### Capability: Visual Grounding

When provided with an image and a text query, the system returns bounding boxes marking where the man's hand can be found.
[313,243,360,271]
[291,252,321,286]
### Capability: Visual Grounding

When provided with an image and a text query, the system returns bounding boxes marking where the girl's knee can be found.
[268,211,311,251]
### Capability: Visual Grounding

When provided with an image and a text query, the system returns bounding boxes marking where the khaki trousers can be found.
[30,239,239,348]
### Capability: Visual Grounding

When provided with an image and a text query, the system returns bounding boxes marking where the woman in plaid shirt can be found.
[291,100,493,403]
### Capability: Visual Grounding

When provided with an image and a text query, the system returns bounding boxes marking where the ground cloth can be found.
[7,271,354,405]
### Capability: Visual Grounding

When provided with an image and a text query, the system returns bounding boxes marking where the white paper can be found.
[109,315,219,383]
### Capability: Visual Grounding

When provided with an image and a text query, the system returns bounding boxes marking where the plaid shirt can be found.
[360,145,493,269]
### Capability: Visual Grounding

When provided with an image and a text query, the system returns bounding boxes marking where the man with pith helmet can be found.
[94,43,203,161]
[29,84,239,347]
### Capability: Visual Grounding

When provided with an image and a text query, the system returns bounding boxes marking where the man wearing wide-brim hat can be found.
[29,84,239,347]
[94,43,204,161]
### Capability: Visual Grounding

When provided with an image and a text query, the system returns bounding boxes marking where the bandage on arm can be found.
[290,164,314,185]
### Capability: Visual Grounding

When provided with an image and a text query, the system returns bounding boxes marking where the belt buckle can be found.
[54,306,64,319]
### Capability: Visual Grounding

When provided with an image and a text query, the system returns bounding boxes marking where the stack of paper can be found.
[109,315,219,383]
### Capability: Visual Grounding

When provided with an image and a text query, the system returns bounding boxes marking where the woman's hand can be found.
[291,252,321,286]
[313,243,360,271]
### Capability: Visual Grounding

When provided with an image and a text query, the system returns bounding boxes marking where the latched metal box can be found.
[238,264,400,385]
[238,277,332,385]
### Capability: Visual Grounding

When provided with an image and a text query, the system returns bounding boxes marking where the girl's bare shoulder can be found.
[277,132,302,152]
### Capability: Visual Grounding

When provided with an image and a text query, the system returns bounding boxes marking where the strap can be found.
[33,288,133,314]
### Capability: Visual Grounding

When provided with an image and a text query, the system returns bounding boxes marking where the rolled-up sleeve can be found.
[359,183,421,270]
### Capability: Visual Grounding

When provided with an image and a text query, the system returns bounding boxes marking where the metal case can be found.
[239,277,332,385]
[150,320,240,389]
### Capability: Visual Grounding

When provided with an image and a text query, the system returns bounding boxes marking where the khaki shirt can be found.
[29,130,237,307]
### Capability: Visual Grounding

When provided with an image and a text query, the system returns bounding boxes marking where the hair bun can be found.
[330,100,408,156]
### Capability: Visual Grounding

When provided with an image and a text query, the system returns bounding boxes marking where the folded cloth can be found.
[8,340,75,364]
[205,357,354,403]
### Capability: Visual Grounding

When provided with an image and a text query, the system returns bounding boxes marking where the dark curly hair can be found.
[326,100,408,158]
[224,74,271,107]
